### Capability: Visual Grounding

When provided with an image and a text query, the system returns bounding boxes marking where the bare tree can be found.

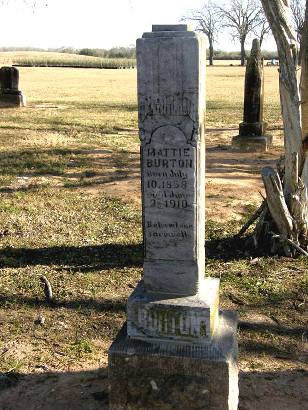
[217,0,263,66]
[255,15,271,47]
[182,1,219,66]
[241,0,308,256]
[290,0,305,42]
[0,0,47,9]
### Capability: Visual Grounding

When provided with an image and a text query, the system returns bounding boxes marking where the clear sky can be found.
[0,0,276,50]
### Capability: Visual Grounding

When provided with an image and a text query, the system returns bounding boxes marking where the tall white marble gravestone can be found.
[108,25,238,410]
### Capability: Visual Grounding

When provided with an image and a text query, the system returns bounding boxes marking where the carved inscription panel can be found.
[143,125,196,260]
[136,307,209,340]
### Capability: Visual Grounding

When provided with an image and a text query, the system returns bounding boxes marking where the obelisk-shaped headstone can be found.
[138,24,206,297]
[232,39,272,151]
[109,25,238,410]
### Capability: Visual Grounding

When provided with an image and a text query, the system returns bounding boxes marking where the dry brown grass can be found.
[0,66,306,409]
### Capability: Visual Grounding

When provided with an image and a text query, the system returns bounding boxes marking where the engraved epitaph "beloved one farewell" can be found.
[138,25,206,296]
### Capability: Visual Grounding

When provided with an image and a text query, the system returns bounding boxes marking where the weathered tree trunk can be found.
[240,37,246,66]
[239,0,308,256]
[261,1,302,190]
[208,37,214,66]
[301,2,308,167]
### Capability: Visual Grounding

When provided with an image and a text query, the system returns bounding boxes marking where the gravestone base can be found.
[232,134,272,152]
[109,311,238,410]
[0,92,26,107]
[239,121,267,136]
[127,278,220,343]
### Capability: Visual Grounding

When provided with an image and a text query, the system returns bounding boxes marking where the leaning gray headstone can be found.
[232,39,272,152]
[108,25,238,410]
[0,66,26,107]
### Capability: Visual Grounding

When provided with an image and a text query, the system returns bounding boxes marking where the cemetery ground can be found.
[0,66,306,410]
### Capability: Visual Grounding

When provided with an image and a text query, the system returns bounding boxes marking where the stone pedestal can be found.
[232,39,271,152]
[109,312,238,410]
[0,67,26,107]
[127,279,220,343]
[0,92,26,108]
[232,134,273,153]
[108,24,238,409]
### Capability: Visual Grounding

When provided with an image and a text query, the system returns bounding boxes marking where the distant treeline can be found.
[214,49,278,60]
[0,46,47,52]
[0,46,136,59]
[78,47,136,59]
[0,46,278,61]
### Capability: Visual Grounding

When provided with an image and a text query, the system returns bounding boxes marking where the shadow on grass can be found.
[0,227,274,271]
[0,367,307,410]
[69,101,138,113]
[238,320,307,337]
[240,338,297,358]
[0,294,126,313]
[205,235,253,261]
[205,231,296,261]
[207,100,243,112]
[0,243,143,271]
[0,130,280,196]
[205,145,278,179]
[0,100,138,134]
[0,227,253,271]
[0,147,140,191]
[0,148,92,178]
[238,320,307,336]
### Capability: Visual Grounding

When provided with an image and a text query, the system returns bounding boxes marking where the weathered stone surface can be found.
[0,66,26,107]
[152,24,191,32]
[232,134,273,152]
[138,25,206,296]
[239,121,267,137]
[232,39,271,152]
[0,66,19,91]
[127,279,219,343]
[108,24,238,410]
[242,39,264,127]
[109,312,239,410]
[0,93,26,108]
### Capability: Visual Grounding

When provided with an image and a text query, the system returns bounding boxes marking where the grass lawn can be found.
[0,66,306,408]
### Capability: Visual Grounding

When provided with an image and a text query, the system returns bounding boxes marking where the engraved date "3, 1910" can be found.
[149,199,188,209]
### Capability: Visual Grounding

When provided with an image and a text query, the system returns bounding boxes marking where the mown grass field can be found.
[0,65,306,407]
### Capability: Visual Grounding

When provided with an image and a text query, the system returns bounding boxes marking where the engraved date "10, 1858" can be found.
[146,180,187,189]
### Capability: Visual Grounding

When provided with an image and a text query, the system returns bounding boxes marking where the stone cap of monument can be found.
[152,24,192,32]
[142,24,198,39]
[250,38,261,60]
